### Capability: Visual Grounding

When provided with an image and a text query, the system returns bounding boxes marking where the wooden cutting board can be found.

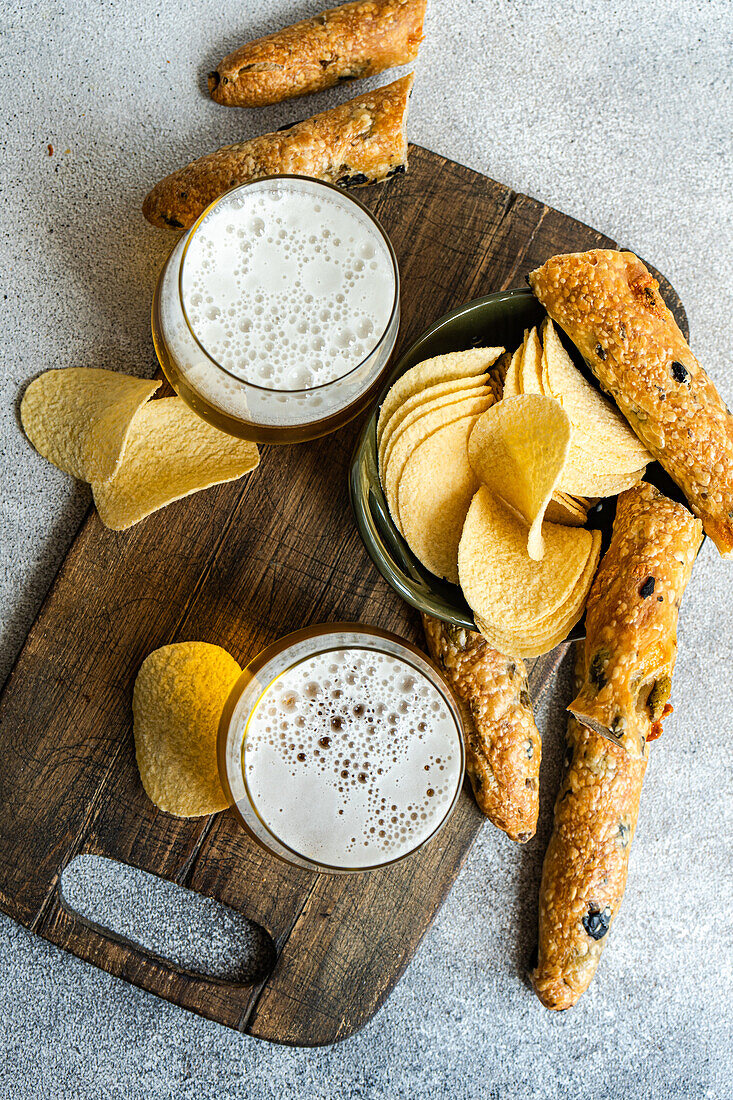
[0,146,687,1046]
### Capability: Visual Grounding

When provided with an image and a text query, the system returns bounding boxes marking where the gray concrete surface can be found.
[1,0,732,1096]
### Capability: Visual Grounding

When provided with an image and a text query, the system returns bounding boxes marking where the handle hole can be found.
[60,854,275,985]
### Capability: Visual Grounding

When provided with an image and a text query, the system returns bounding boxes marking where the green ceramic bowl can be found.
[348,288,549,630]
[349,286,685,632]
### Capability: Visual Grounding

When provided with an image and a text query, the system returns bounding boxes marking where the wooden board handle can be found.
[37,857,278,1031]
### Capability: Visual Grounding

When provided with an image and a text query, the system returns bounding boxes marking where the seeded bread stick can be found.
[529,250,733,556]
[143,75,412,230]
[569,482,702,758]
[532,646,649,1010]
[422,615,541,842]
[209,0,426,108]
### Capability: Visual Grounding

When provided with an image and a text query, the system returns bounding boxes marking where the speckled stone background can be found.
[1,0,732,1096]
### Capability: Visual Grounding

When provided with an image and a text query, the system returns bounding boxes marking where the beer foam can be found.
[179,181,395,391]
[241,648,462,869]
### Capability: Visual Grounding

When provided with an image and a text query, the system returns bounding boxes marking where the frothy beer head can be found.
[181,180,395,391]
[221,629,464,872]
[156,178,398,435]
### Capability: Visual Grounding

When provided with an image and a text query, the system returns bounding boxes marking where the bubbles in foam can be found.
[241,649,462,869]
[175,181,394,393]
[156,180,398,429]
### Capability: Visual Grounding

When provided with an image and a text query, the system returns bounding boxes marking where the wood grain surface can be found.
[0,146,687,1045]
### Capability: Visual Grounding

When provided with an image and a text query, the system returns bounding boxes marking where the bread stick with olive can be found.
[529,250,733,555]
[532,648,648,1010]
[209,0,426,108]
[569,482,702,758]
[422,615,541,842]
[143,75,412,230]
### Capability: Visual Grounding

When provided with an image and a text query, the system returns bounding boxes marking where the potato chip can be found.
[398,417,481,583]
[92,397,259,530]
[458,486,598,633]
[501,322,648,494]
[557,459,645,498]
[20,367,160,482]
[481,527,599,640]
[545,493,588,526]
[474,562,599,656]
[383,394,494,528]
[541,347,552,395]
[379,375,486,445]
[377,347,503,443]
[502,347,522,399]
[467,395,572,560]
[542,319,649,467]
[519,328,545,394]
[133,642,242,817]
[378,380,491,472]
[473,530,601,656]
[475,604,583,657]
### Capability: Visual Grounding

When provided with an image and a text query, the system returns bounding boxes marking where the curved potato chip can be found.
[378,376,488,469]
[92,397,259,530]
[520,328,545,394]
[383,394,493,529]
[382,385,492,473]
[502,348,522,399]
[479,527,599,639]
[468,395,572,560]
[474,530,601,657]
[458,486,598,632]
[557,457,645,497]
[542,319,650,468]
[545,493,588,526]
[133,642,242,817]
[20,368,160,482]
[398,417,480,583]
[377,347,503,442]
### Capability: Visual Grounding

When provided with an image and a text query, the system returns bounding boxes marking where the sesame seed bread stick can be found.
[532,644,649,1010]
[529,250,733,556]
[209,0,426,108]
[143,75,412,230]
[422,616,541,843]
[569,482,703,758]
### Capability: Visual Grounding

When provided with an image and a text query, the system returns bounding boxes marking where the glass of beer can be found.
[152,177,400,444]
[218,624,465,874]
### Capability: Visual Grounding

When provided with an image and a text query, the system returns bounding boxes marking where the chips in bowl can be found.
[502,323,649,498]
[377,347,503,444]
[379,376,490,470]
[458,487,602,658]
[398,416,483,583]
[541,319,649,468]
[468,395,571,560]
[382,392,494,531]
[372,327,625,656]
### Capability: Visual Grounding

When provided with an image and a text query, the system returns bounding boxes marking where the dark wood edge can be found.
[247,829,482,1046]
